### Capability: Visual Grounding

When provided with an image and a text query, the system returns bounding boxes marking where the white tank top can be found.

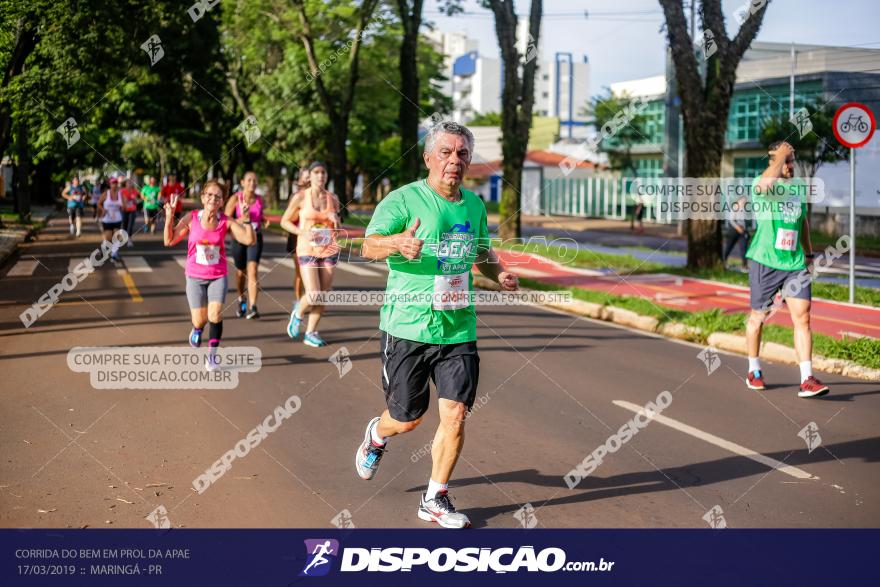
[101,190,123,223]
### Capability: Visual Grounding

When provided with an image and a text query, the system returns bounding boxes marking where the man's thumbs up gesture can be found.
[395,218,423,260]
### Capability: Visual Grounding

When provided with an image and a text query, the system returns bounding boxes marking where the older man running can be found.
[353,121,518,529]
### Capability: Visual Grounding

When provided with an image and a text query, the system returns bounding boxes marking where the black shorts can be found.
[748,259,811,311]
[145,208,159,221]
[101,221,122,231]
[67,206,82,220]
[380,331,480,423]
[231,232,264,270]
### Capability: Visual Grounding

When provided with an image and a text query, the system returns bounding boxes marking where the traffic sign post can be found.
[832,102,876,303]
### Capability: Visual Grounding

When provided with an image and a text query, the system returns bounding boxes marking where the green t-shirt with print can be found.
[141,185,161,210]
[366,179,491,344]
[745,176,808,271]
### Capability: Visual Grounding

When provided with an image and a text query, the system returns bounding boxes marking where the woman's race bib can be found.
[196,243,220,265]
[432,272,470,311]
[251,221,261,232]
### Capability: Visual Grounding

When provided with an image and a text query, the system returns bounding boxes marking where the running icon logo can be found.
[300,539,339,577]
[703,505,728,529]
[798,421,822,453]
[140,34,164,66]
[697,346,721,375]
[56,117,80,148]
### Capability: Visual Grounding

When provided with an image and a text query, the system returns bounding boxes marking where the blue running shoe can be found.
[235,297,247,318]
[287,302,303,338]
[303,332,327,347]
[189,328,202,348]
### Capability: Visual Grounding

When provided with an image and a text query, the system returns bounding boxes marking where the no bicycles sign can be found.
[833,102,875,149]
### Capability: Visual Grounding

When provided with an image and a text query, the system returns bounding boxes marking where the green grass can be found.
[760,325,880,370]
[519,278,880,369]
[497,240,665,273]
[811,230,880,257]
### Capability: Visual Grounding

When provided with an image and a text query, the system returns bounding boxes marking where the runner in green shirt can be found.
[744,140,829,398]
[353,121,518,529]
[141,176,161,234]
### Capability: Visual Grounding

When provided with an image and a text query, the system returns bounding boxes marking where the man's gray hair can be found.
[424,120,474,155]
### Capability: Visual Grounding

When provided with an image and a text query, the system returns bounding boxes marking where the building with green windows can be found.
[600,42,880,233]
[608,42,880,178]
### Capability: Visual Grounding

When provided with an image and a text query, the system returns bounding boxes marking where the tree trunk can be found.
[397,0,424,183]
[16,121,31,222]
[489,0,542,241]
[330,131,349,215]
[682,112,726,268]
[659,0,769,269]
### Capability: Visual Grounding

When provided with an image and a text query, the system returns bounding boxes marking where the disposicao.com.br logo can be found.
[300,541,614,575]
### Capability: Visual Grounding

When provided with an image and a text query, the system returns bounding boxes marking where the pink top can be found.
[233,192,264,232]
[185,210,228,280]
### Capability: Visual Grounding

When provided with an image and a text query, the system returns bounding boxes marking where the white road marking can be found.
[7,260,39,276]
[175,257,187,268]
[612,400,817,480]
[68,258,79,273]
[123,256,152,272]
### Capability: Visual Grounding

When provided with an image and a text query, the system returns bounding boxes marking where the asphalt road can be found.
[0,216,877,529]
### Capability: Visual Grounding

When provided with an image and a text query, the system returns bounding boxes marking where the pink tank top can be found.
[185,210,228,279]
[234,192,264,231]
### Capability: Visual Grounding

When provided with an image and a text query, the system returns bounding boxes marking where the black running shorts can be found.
[379,331,480,423]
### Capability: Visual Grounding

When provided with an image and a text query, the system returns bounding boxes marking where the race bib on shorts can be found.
[433,272,470,311]
[775,228,798,252]
[310,227,331,246]
[251,221,260,232]
[196,243,220,265]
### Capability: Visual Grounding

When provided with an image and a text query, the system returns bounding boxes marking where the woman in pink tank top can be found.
[281,161,341,348]
[224,171,268,319]
[164,180,255,371]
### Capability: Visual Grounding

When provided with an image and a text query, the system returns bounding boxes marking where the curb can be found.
[0,228,30,269]
[473,276,880,382]
[0,209,55,270]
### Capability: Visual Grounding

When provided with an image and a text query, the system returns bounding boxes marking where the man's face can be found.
[424,133,472,190]
[781,154,795,179]
[169,175,177,184]
[149,177,157,186]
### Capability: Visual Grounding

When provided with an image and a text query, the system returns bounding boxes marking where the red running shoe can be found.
[747,370,766,390]
[798,376,830,398]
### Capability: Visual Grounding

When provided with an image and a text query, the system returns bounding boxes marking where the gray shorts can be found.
[748,259,811,311]
[185,275,228,309]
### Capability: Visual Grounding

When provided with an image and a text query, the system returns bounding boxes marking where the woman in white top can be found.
[97,177,125,262]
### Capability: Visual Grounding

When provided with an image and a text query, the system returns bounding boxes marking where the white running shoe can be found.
[418,491,471,529]
[354,417,385,480]
[205,352,220,372]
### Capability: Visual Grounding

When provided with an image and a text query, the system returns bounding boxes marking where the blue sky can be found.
[424,0,880,96]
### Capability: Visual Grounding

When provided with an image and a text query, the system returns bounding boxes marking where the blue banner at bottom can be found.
[2,529,875,586]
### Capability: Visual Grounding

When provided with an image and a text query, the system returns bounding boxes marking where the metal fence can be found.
[540,176,674,223]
